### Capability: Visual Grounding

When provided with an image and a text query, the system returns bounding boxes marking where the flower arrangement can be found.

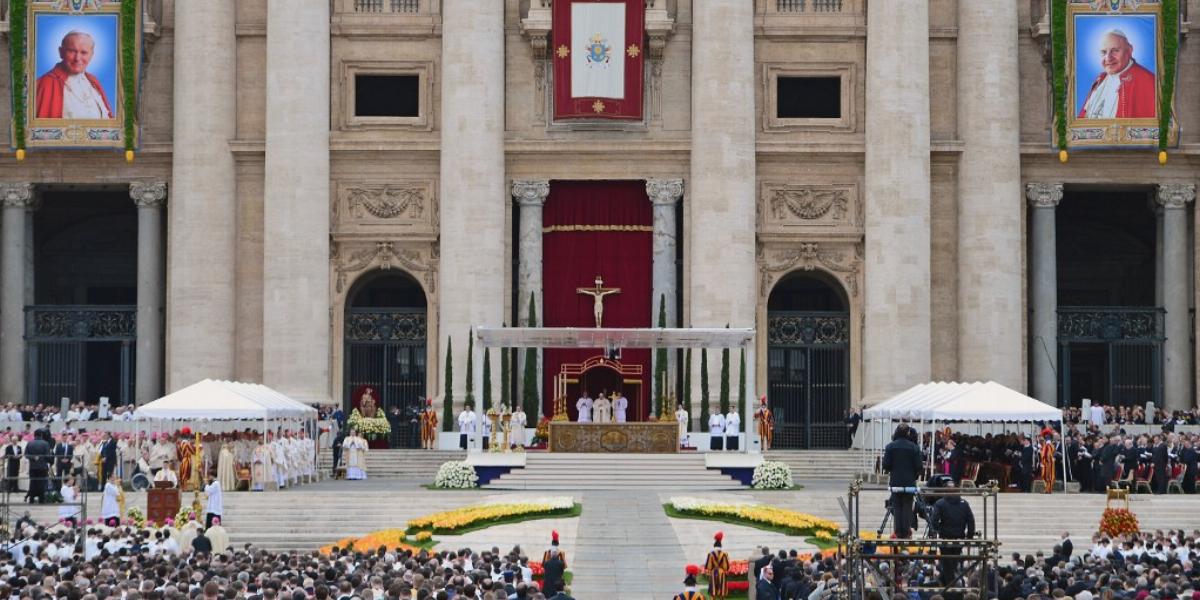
[126,507,146,529]
[751,461,794,489]
[529,562,545,578]
[1100,508,1140,537]
[532,418,551,445]
[173,507,198,529]
[667,497,839,538]
[414,531,433,542]
[320,529,424,555]
[433,461,479,489]
[348,408,391,440]
[406,497,575,534]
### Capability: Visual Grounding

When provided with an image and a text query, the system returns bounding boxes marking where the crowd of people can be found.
[0,402,139,425]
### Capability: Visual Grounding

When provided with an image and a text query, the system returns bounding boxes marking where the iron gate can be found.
[344,308,427,448]
[767,311,850,449]
[24,306,135,406]
[1058,306,1163,407]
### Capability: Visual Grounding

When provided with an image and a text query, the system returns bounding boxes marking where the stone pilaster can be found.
[957,0,1023,390]
[1027,183,1063,406]
[169,0,236,390]
[690,2,756,413]
[1157,183,1194,411]
[262,0,332,404]
[439,0,505,410]
[130,182,167,405]
[864,0,931,402]
[0,184,34,404]
[513,180,549,405]
[646,178,682,405]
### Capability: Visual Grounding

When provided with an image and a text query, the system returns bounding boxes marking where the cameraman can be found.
[929,484,975,588]
[881,424,922,538]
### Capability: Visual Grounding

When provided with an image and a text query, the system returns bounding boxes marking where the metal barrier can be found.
[0,455,91,549]
[843,479,1000,599]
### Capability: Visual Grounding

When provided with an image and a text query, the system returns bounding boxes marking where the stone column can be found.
[513,180,549,404]
[690,2,756,402]
[957,0,1023,390]
[130,182,167,405]
[1027,183,1063,406]
[169,0,236,390]
[864,0,931,402]
[439,0,505,410]
[0,184,34,404]
[1157,183,1194,411]
[646,179,683,404]
[262,0,331,404]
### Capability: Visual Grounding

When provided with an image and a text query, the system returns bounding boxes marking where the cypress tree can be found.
[482,347,492,412]
[465,331,475,409]
[738,347,747,418]
[700,348,710,426]
[522,293,540,417]
[654,294,667,417]
[719,327,731,415]
[442,337,453,431]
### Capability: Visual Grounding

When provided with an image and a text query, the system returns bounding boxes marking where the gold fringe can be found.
[542,225,653,233]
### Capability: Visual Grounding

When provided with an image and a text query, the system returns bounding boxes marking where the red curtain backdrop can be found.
[552,0,645,120]
[542,181,653,420]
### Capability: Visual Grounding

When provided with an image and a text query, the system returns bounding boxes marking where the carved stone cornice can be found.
[645,1,676,61]
[333,241,438,296]
[512,180,550,206]
[0,183,36,210]
[1156,183,1196,210]
[1025,182,1063,209]
[129,181,167,208]
[520,2,552,60]
[758,242,862,299]
[645,179,683,206]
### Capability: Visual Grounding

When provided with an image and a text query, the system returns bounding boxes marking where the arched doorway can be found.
[344,270,427,448]
[767,271,851,449]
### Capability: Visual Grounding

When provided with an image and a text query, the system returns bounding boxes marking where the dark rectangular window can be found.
[776,76,841,119]
[355,75,420,117]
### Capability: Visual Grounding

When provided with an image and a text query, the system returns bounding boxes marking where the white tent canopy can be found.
[134,379,317,421]
[863,381,1062,423]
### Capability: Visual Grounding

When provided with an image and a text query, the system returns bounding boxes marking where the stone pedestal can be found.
[1157,184,1194,411]
[262,0,332,404]
[689,2,756,404]
[168,0,237,390]
[439,0,506,409]
[646,179,682,404]
[1027,183,1063,406]
[0,184,34,404]
[513,180,549,404]
[864,0,931,401]
[130,182,167,405]
[957,0,1023,389]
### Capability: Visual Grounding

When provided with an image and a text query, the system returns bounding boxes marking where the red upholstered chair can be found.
[1167,468,1186,494]
[1133,465,1153,494]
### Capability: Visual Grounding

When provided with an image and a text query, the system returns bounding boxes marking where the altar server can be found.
[204,474,223,528]
[458,404,477,450]
[576,393,593,423]
[708,406,725,451]
[614,392,629,423]
[725,407,741,451]
[511,405,527,448]
[675,403,690,448]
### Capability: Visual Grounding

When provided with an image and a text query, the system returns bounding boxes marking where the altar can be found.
[548,421,678,453]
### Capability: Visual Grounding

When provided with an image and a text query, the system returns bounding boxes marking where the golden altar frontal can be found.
[548,421,679,453]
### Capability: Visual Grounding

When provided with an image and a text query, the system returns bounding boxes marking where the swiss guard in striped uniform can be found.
[542,530,567,569]
[705,531,731,599]
[675,565,704,600]
[1039,428,1057,494]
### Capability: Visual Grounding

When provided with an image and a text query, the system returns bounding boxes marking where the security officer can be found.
[930,484,976,588]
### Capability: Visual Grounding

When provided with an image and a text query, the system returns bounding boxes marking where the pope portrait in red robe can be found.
[35,31,113,120]
[1078,29,1156,120]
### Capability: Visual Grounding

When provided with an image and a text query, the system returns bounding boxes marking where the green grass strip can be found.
[663,504,838,550]
[406,503,582,536]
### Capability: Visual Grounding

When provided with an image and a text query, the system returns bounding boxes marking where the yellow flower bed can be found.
[414,531,433,542]
[406,498,574,534]
[669,497,839,538]
[320,529,424,555]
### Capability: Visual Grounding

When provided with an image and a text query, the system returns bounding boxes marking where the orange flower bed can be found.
[320,529,425,555]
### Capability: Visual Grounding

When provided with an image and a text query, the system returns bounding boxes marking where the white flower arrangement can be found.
[669,496,757,511]
[433,460,479,489]
[348,408,391,439]
[751,461,794,490]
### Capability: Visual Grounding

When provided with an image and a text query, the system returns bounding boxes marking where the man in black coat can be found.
[1059,532,1073,560]
[881,425,922,538]
[3,435,21,493]
[930,491,976,587]
[1098,436,1120,491]
[52,433,73,490]
[541,548,565,596]
[98,431,118,483]
[1180,439,1198,494]
[1017,437,1034,492]
[191,529,213,555]
[24,429,51,504]
[755,564,779,600]
[1152,437,1170,494]
[330,428,346,477]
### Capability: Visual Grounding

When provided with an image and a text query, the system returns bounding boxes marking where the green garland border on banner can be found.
[1052,0,1178,153]
[121,0,137,153]
[9,0,28,153]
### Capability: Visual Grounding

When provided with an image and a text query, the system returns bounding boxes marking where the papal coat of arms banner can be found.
[553,0,645,120]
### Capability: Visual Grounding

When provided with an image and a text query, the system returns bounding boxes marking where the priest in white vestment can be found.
[576,393,593,423]
[593,393,612,423]
[510,407,527,448]
[251,442,273,491]
[675,403,689,447]
[708,409,726,451]
[344,431,368,480]
[614,393,629,423]
[724,408,741,451]
[206,517,230,554]
[457,406,477,450]
[217,442,236,491]
[100,473,121,527]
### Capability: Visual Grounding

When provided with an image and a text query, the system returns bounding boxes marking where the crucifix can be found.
[577,275,621,328]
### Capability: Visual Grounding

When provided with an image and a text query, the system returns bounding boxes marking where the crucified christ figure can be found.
[577,275,621,328]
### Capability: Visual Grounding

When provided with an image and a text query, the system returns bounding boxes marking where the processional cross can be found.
[577,275,621,328]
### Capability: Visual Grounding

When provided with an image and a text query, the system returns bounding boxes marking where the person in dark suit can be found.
[1152,436,1170,494]
[52,434,73,490]
[330,428,346,477]
[1098,436,1120,491]
[1060,532,1073,560]
[1180,439,1198,494]
[24,429,51,504]
[3,435,22,493]
[542,548,565,596]
[98,431,118,483]
[755,564,779,600]
[191,528,213,555]
[752,546,773,580]
[1017,437,1034,492]
[881,424,922,538]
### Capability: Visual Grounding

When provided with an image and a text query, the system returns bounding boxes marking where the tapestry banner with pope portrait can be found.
[1053,0,1179,151]
[10,0,141,154]
[552,0,645,120]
